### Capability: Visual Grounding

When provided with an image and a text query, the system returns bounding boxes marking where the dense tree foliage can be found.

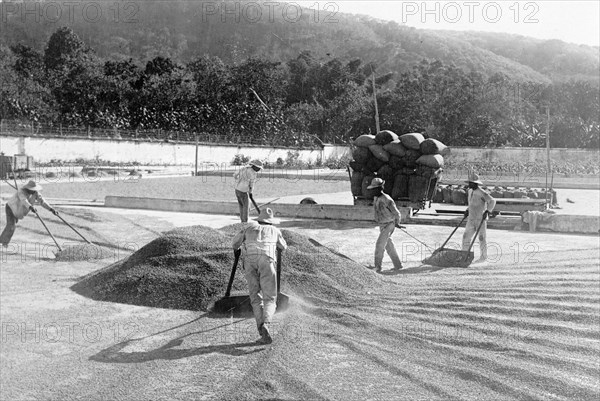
[2,1,597,83]
[1,24,598,148]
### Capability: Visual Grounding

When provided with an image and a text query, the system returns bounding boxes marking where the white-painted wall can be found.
[0,135,350,165]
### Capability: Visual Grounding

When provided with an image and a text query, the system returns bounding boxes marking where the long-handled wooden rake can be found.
[33,211,63,252]
[55,214,93,245]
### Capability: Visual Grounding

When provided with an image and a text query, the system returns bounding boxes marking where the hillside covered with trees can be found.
[0,1,598,148]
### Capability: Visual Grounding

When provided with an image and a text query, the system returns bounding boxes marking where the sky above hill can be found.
[302,1,600,47]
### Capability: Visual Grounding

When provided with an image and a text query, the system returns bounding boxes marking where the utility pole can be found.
[545,106,551,207]
[195,133,199,176]
[546,106,551,176]
[371,70,380,133]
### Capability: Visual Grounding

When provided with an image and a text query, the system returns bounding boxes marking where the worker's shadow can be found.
[90,314,264,363]
[90,339,264,363]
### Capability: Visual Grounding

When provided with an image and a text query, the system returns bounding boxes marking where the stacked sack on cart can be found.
[432,185,558,205]
[348,131,449,202]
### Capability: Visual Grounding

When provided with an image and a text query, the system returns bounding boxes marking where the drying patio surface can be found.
[1,206,598,400]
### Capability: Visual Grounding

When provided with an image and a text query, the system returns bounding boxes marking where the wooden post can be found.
[195,133,199,176]
[545,106,551,206]
[372,71,380,133]
[546,107,551,177]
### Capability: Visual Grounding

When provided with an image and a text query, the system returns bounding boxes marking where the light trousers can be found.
[374,222,403,270]
[243,254,278,329]
[462,218,488,258]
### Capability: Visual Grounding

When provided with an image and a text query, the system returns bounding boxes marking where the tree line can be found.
[0,27,597,148]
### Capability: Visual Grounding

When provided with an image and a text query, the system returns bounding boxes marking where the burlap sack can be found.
[442,185,454,203]
[416,154,444,169]
[377,165,395,183]
[513,189,527,198]
[433,186,444,203]
[389,155,405,170]
[351,171,364,196]
[420,138,450,156]
[383,140,407,157]
[392,174,409,200]
[404,149,422,168]
[409,175,430,202]
[400,133,425,150]
[451,188,468,205]
[362,175,379,198]
[491,187,504,198]
[352,147,371,164]
[348,160,364,172]
[416,165,442,179]
[375,130,399,145]
[368,144,391,162]
[353,134,376,147]
[366,156,386,173]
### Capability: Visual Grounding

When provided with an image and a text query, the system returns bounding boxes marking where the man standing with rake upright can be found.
[462,173,497,262]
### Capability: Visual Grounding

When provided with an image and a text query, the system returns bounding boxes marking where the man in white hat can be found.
[232,207,287,344]
[0,180,58,247]
[233,160,263,223]
[368,177,403,273]
[462,173,496,262]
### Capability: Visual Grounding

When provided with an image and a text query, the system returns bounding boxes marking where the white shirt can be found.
[232,223,287,261]
[467,188,496,221]
[7,190,52,219]
[233,166,258,193]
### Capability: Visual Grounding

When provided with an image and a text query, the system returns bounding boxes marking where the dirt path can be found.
[1,208,598,400]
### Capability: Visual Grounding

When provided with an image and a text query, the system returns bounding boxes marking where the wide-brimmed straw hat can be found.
[465,173,483,185]
[255,207,280,224]
[367,177,385,189]
[249,160,264,170]
[22,180,42,192]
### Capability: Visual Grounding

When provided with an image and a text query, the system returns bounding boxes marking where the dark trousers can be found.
[235,190,250,223]
[0,204,18,246]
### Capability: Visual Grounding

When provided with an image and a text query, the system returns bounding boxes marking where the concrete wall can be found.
[104,196,598,234]
[0,135,350,165]
[447,147,598,164]
[104,196,379,222]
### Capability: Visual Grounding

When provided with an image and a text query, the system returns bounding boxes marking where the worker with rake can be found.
[1,180,58,248]
[368,178,404,273]
[233,160,263,223]
[232,207,287,344]
[462,173,497,262]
